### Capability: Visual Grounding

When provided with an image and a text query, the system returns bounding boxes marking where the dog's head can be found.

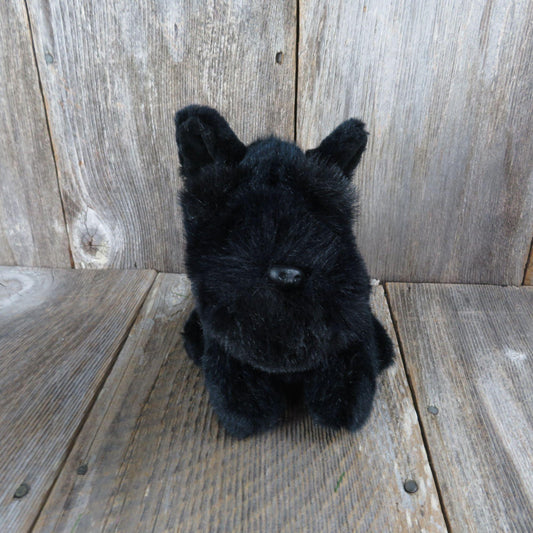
[176,105,372,372]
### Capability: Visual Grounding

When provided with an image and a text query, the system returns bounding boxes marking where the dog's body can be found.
[176,105,394,438]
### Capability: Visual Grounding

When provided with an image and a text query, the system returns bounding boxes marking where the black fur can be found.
[176,105,394,438]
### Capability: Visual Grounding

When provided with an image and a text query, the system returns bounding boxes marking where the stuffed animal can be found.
[175,105,394,438]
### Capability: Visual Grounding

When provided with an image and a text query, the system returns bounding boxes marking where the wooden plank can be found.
[524,240,533,285]
[0,1,70,267]
[387,283,533,532]
[0,267,155,531]
[25,0,296,271]
[298,0,533,284]
[35,279,446,532]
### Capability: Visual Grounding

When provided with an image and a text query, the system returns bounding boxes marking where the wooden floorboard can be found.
[525,241,533,285]
[35,277,445,532]
[387,283,533,533]
[0,267,155,532]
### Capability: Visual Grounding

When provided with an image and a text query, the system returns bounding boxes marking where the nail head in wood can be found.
[13,483,29,499]
[404,479,418,494]
[427,405,439,415]
[77,464,88,475]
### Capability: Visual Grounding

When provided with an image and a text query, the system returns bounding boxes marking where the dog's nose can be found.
[268,266,304,287]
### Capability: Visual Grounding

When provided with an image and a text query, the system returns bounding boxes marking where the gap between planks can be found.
[21,0,74,269]
[386,282,533,532]
[29,271,157,531]
[293,0,300,142]
[523,237,533,285]
[33,276,446,532]
[383,282,452,532]
[0,267,157,532]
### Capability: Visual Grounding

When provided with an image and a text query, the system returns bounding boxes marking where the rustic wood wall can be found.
[24,0,295,271]
[0,0,532,284]
[298,0,533,284]
[0,1,71,267]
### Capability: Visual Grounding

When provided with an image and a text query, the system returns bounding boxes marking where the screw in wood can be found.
[13,483,29,499]
[404,479,418,494]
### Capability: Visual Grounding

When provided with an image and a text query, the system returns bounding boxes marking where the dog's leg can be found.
[372,314,395,371]
[303,343,379,432]
[182,309,204,365]
[202,340,286,438]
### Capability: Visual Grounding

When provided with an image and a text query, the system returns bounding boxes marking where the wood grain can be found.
[524,240,533,285]
[0,267,155,532]
[0,1,70,267]
[387,283,533,532]
[25,0,296,271]
[298,0,533,284]
[35,280,445,532]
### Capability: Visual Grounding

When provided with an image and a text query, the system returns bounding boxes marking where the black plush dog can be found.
[175,105,394,438]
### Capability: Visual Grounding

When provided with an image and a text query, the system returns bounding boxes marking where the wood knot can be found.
[73,208,114,267]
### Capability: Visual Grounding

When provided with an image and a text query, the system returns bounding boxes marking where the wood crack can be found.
[383,282,452,532]
[22,0,75,268]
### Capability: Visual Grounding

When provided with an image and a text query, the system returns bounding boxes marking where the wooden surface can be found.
[1,1,531,283]
[35,279,446,532]
[25,0,296,271]
[525,242,533,285]
[298,0,533,285]
[0,267,155,531]
[387,283,533,532]
[4,270,531,531]
[0,1,70,268]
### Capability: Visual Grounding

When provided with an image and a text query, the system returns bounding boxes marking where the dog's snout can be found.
[268,266,304,287]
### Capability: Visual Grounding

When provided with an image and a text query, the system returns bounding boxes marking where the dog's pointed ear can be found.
[306,119,368,176]
[175,105,246,178]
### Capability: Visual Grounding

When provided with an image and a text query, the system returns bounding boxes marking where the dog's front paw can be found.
[304,349,378,432]
[210,396,281,439]
[306,374,376,432]
[202,343,285,438]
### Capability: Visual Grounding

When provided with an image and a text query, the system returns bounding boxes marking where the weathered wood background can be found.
[23,276,447,533]
[0,266,155,531]
[1,0,532,284]
[2,268,531,531]
[387,283,533,532]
